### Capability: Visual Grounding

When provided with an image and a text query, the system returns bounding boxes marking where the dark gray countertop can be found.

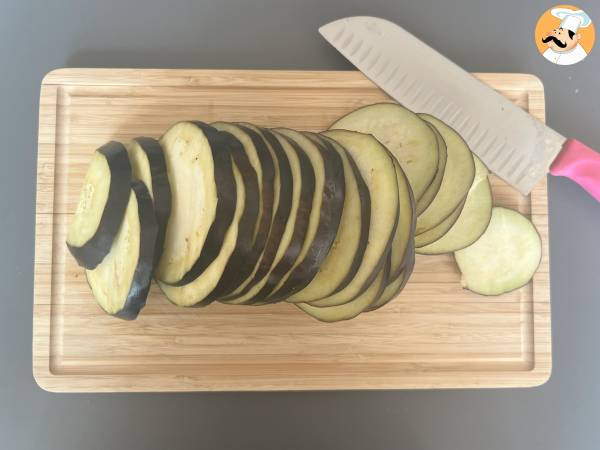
[2,1,600,449]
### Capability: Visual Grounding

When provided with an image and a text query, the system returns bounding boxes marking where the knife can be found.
[320,16,600,202]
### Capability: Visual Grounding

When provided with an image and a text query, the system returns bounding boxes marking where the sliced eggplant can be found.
[201,127,260,299]
[389,157,416,280]
[210,123,277,299]
[330,102,438,201]
[417,156,492,254]
[67,141,131,269]
[454,207,542,296]
[169,122,238,287]
[220,128,305,305]
[286,133,370,303]
[158,161,246,306]
[415,124,447,215]
[414,198,465,248]
[155,122,224,284]
[86,180,158,320]
[308,130,399,307]
[297,259,390,323]
[366,250,414,312]
[242,129,318,303]
[264,129,345,302]
[368,162,417,312]
[415,114,475,234]
[125,137,171,268]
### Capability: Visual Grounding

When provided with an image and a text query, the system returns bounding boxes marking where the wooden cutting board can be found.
[33,69,551,392]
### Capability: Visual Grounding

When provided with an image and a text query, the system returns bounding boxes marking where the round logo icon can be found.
[535,5,595,65]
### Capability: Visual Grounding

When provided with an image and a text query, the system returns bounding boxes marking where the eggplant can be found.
[307,130,399,308]
[297,257,391,323]
[219,125,295,305]
[415,198,465,248]
[388,155,416,280]
[415,114,475,234]
[204,129,260,296]
[208,122,276,299]
[67,141,131,269]
[125,137,171,268]
[286,133,371,303]
[365,158,417,311]
[366,246,415,312]
[154,121,236,286]
[168,122,238,287]
[370,146,449,311]
[417,155,492,254]
[86,180,158,320]
[265,129,345,302]
[415,123,448,215]
[247,129,316,303]
[237,128,317,304]
[454,207,542,296]
[158,160,246,306]
[330,102,439,201]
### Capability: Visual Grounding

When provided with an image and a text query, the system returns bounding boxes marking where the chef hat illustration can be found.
[551,8,592,33]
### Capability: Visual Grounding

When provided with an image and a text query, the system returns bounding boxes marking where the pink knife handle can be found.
[550,139,600,202]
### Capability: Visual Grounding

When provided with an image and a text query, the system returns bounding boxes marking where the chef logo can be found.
[535,5,595,65]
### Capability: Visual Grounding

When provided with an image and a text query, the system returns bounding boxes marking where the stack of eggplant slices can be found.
[67,103,542,322]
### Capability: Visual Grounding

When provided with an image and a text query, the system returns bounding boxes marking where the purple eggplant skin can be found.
[219,127,295,303]
[86,180,158,321]
[67,141,132,270]
[266,132,345,302]
[319,134,372,296]
[366,160,417,312]
[131,137,172,270]
[244,129,316,304]
[170,122,237,287]
[391,166,416,280]
[204,127,263,300]
[365,241,415,313]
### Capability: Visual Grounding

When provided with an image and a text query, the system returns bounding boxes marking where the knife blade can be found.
[319,16,600,198]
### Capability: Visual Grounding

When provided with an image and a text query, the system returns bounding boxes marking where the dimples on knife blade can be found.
[320,16,565,195]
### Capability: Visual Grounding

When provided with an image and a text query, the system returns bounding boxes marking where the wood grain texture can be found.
[33,69,551,392]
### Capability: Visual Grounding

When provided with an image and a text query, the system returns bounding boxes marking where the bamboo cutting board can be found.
[33,69,551,392]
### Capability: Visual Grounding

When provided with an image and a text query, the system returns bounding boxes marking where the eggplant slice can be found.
[389,157,416,280]
[454,207,541,296]
[209,123,277,299]
[241,129,317,304]
[366,248,415,312]
[415,124,447,215]
[308,130,399,307]
[67,141,131,269]
[200,128,260,299]
[158,161,246,306]
[155,122,220,283]
[297,258,390,323]
[330,102,438,201]
[264,129,345,302]
[415,198,466,248]
[286,133,370,303]
[366,160,417,312]
[415,114,475,234]
[219,128,300,305]
[86,180,158,320]
[125,137,171,268]
[417,155,492,254]
[169,122,238,286]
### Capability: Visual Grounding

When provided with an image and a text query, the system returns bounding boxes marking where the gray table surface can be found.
[2,0,600,449]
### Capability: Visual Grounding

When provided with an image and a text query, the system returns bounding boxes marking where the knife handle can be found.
[550,139,600,202]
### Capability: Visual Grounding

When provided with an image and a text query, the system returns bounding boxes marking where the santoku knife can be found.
[320,16,600,201]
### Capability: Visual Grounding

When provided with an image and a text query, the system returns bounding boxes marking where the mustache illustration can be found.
[542,35,567,48]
